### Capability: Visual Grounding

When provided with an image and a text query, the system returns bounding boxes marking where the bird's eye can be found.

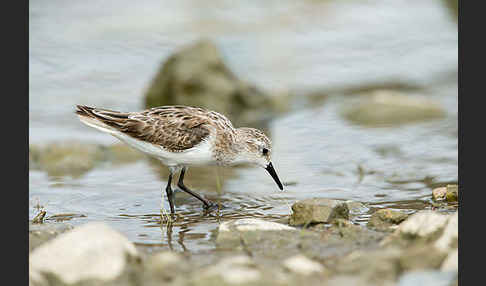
[262,148,269,155]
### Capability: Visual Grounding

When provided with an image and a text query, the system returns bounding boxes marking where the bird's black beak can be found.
[265,162,283,191]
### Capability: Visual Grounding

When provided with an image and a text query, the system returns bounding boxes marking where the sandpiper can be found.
[75,105,283,214]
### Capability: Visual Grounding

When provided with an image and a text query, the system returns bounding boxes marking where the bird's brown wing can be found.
[76,105,211,152]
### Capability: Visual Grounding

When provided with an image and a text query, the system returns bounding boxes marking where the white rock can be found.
[441,249,458,272]
[435,212,458,252]
[29,222,138,284]
[283,254,325,275]
[219,218,296,232]
[394,211,450,237]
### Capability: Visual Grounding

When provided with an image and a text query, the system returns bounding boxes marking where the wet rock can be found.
[143,39,284,127]
[328,218,384,243]
[216,218,328,260]
[367,209,408,232]
[282,254,327,276]
[29,222,139,285]
[289,198,349,227]
[345,200,368,219]
[445,184,458,202]
[342,90,446,126]
[432,184,458,202]
[432,187,447,201]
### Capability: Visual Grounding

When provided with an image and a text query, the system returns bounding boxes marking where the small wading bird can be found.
[75,105,283,214]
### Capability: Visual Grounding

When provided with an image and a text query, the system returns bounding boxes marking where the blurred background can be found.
[29,0,457,252]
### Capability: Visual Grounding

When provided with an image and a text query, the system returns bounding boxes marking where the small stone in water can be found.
[432,187,447,201]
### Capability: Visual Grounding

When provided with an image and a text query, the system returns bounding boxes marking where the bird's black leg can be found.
[165,171,175,214]
[177,167,214,209]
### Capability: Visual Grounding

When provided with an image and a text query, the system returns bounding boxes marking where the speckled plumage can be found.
[75,104,283,213]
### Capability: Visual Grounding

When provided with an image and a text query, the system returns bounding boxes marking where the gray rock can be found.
[143,39,284,127]
[289,198,350,226]
[367,209,408,232]
[342,90,446,126]
[29,222,139,285]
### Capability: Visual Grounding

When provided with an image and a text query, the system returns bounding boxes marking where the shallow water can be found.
[29,0,457,253]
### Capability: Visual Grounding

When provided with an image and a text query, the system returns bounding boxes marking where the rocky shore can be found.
[30,188,458,286]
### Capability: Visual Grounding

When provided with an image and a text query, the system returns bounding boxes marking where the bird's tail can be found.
[75,105,130,134]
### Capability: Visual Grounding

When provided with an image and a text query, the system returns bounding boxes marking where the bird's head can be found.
[232,127,283,191]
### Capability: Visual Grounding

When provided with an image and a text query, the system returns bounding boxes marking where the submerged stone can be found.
[29,141,145,177]
[33,141,106,177]
[342,90,446,127]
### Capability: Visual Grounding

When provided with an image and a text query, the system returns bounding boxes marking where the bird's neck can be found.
[213,128,249,166]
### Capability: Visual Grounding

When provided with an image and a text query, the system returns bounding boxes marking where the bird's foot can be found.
[203,201,221,212]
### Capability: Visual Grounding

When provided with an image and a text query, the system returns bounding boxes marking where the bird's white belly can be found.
[112,131,215,167]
